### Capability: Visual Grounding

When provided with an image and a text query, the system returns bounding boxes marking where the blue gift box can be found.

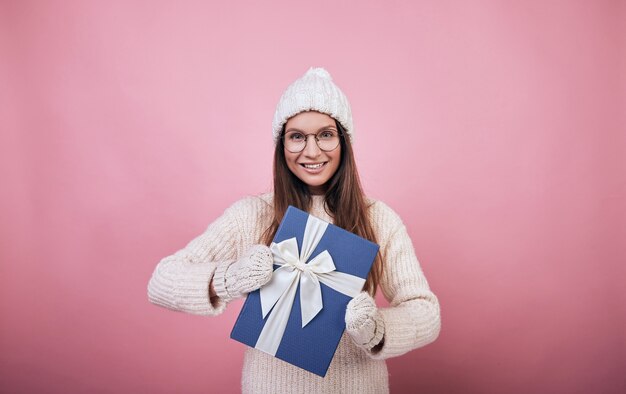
[230,206,379,377]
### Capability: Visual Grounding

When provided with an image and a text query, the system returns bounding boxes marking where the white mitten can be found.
[345,292,385,352]
[213,244,274,302]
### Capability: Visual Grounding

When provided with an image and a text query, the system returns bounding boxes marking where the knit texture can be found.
[272,67,354,143]
[213,244,274,303]
[345,292,386,351]
[147,194,441,393]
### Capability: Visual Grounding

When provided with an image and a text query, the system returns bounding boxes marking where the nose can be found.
[302,134,322,157]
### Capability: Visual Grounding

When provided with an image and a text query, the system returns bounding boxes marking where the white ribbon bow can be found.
[255,214,366,356]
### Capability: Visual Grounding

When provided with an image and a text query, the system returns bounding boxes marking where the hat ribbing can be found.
[272,67,354,143]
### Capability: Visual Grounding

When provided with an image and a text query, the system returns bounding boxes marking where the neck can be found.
[307,185,327,195]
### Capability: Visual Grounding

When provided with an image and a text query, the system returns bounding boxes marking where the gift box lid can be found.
[230,205,379,377]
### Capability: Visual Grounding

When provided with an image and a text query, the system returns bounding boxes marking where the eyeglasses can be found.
[282,129,342,153]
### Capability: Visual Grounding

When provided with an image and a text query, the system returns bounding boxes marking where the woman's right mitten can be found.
[213,244,274,303]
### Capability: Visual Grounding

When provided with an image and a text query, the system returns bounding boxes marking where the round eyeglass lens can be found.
[317,131,339,151]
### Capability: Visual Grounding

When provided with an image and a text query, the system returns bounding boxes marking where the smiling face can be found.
[283,111,342,194]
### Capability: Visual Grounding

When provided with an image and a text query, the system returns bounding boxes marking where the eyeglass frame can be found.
[281,129,343,153]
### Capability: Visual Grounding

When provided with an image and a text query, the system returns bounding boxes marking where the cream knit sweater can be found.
[147,193,441,393]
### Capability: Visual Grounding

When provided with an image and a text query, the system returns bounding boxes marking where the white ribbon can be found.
[255,214,366,356]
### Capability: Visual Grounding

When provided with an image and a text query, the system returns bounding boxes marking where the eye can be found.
[287,132,305,141]
[318,130,336,140]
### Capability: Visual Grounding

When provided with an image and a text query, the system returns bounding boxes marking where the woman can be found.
[147,67,441,393]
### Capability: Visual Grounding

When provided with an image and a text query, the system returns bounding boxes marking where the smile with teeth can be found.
[301,162,326,169]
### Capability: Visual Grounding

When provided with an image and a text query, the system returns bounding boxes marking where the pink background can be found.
[1,1,625,393]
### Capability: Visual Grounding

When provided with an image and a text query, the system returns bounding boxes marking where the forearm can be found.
[371,289,441,360]
[147,252,230,316]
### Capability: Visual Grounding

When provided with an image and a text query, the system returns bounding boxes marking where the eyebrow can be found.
[285,124,337,134]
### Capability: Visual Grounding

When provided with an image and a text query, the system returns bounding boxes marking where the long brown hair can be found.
[262,120,383,295]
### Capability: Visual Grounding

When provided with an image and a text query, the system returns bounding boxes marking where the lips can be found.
[299,162,327,173]
[301,163,325,169]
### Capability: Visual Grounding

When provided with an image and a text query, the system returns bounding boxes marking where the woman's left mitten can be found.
[345,292,385,352]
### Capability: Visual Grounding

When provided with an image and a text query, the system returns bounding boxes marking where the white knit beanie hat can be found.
[272,67,354,143]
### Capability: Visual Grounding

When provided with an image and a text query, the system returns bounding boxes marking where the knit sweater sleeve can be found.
[368,201,441,360]
[147,199,250,316]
